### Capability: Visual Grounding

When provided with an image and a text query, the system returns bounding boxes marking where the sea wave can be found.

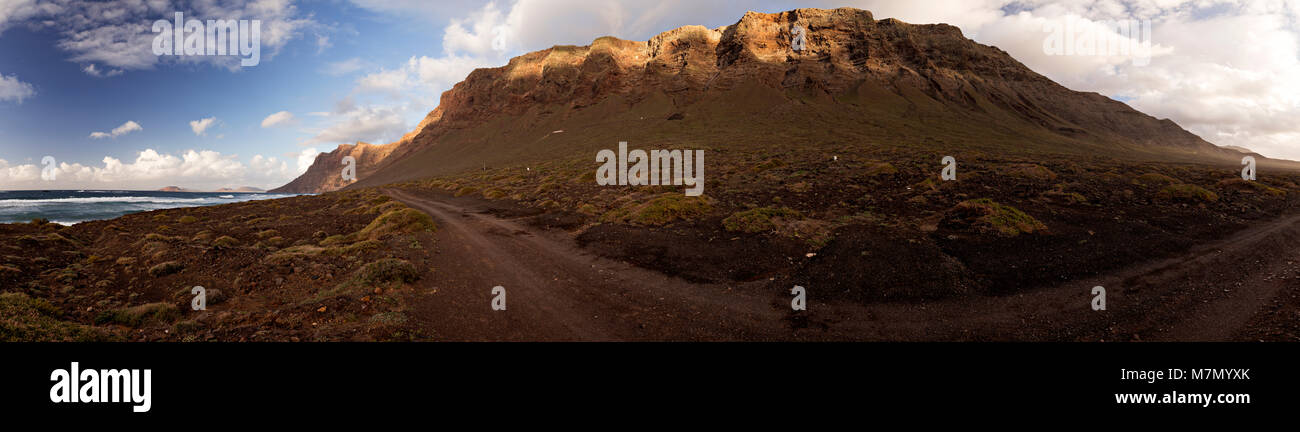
[0,196,215,205]
[0,193,297,224]
[0,194,291,205]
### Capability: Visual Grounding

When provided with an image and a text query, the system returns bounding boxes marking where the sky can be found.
[0,0,1297,190]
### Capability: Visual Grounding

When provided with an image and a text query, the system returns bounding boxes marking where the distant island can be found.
[156,186,266,193]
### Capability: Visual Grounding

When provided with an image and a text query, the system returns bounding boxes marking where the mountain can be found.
[270,141,398,193]
[216,186,266,193]
[158,186,265,193]
[275,7,1295,194]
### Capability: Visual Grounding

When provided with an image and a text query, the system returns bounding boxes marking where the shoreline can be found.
[0,190,299,226]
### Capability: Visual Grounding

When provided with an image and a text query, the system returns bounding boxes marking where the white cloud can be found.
[296,147,319,173]
[0,158,41,183]
[189,117,217,136]
[5,0,318,73]
[0,148,306,190]
[81,63,123,77]
[0,0,56,35]
[355,54,494,98]
[310,2,525,148]
[0,73,35,103]
[89,120,142,139]
[303,104,408,146]
[442,1,512,57]
[261,111,296,128]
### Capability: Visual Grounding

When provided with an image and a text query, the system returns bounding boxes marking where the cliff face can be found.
[276,7,1267,193]
[269,142,396,194]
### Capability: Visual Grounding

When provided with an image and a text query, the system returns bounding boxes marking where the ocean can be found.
[0,190,297,225]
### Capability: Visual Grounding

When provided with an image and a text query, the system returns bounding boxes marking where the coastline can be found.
[0,190,295,226]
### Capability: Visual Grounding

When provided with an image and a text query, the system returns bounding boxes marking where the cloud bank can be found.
[0,148,307,190]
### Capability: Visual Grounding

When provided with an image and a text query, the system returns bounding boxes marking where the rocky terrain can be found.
[1,190,438,341]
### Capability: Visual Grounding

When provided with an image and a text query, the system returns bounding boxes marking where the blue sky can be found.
[0,0,805,190]
[0,0,462,190]
[1,0,1297,190]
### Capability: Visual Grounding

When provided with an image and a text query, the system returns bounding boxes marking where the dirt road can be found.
[385,188,1300,341]
[385,188,798,341]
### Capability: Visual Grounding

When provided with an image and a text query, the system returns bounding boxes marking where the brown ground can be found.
[3,153,1299,341]
[377,187,1300,341]
[1,190,439,341]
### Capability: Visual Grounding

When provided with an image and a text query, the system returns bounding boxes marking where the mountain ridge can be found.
[273,7,1295,194]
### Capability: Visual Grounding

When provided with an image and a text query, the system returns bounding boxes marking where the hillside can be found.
[275,7,1295,194]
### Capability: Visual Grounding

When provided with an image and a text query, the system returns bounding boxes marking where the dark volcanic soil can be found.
[1,190,439,341]
[4,153,1300,341]
[378,186,1299,341]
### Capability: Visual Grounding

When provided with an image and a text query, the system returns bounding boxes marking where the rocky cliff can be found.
[276,7,1275,193]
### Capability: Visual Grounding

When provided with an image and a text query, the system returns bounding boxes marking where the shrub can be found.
[94,302,180,327]
[603,194,713,226]
[320,234,353,246]
[144,233,175,242]
[211,236,239,248]
[1043,190,1088,204]
[148,261,184,277]
[723,207,804,233]
[1134,173,1179,186]
[949,199,1047,237]
[264,240,382,264]
[355,258,420,286]
[1216,178,1286,197]
[304,259,421,305]
[0,292,112,341]
[865,162,897,176]
[1007,164,1057,180]
[1156,184,1218,203]
[192,231,214,242]
[171,320,203,336]
[358,208,436,240]
[178,215,198,223]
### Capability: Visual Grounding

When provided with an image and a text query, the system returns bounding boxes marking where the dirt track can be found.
[386,188,1300,341]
